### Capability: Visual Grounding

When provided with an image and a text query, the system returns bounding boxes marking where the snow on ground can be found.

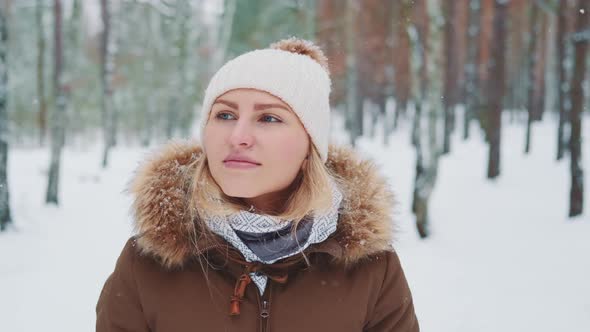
[1,113,589,332]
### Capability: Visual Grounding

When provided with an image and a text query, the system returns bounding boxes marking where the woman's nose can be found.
[228,119,255,148]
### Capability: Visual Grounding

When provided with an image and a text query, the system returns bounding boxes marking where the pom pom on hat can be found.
[270,37,330,74]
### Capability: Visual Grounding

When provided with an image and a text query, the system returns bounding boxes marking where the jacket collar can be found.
[128,140,398,270]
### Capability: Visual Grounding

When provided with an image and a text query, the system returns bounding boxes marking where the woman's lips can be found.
[223,160,261,169]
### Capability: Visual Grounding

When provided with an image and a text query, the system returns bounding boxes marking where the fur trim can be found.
[127,140,397,269]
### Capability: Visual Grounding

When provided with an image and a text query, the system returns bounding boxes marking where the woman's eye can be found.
[261,115,281,123]
[215,112,235,120]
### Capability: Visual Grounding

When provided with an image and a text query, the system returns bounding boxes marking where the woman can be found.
[96,37,419,332]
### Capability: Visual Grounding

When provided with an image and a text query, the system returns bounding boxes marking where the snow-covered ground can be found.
[1,113,589,332]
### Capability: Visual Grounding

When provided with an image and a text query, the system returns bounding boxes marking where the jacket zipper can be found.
[258,282,272,332]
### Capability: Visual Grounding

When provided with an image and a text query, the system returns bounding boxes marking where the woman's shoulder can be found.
[349,247,409,280]
[113,236,175,274]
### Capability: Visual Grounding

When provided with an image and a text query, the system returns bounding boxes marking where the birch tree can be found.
[410,0,443,238]
[100,0,116,168]
[46,0,66,204]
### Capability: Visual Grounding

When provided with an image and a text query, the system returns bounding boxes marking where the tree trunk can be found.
[392,0,412,129]
[410,0,441,239]
[165,0,190,139]
[487,0,508,179]
[212,0,236,72]
[442,0,457,155]
[316,0,347,107]
[100,0,115,168]
[532,13,548,122]
[477,0,495,142]
[557,1,574,161]
[46,0,66,205]
[0,2,11,231]
[505,1,528,114]
[463,0,480,140]
[345,0,361,146]
[36,0,48,147]
[66,0,82,142]
[443,1,459,154]
[524,3,538,154]
[568,0,588,217]
[177,0,193,138]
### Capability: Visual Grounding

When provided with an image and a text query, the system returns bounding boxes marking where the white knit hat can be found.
[199,39,332,163]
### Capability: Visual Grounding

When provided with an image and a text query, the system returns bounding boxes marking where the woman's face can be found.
[203,88,310,202]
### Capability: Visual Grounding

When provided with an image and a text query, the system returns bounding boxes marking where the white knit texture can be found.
[199,48,332,162]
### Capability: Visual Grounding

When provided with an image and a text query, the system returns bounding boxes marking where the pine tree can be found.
[486,0,508,179]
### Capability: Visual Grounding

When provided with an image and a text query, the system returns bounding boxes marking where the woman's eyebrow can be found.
[213,99,238,109]
[254,103,291,112]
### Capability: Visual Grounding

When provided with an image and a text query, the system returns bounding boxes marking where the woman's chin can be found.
[221,186,261,199]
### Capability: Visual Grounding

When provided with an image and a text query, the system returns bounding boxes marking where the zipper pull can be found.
[260,300,270,318]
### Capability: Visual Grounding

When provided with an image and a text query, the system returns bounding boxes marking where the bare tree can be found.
[46,0,66,204]
[568,0,588,217]
[0,0,11,230]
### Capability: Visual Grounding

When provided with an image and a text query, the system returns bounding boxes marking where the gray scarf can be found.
[203,179,343,295]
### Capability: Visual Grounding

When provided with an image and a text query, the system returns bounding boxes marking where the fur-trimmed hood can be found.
[127,140,397,270]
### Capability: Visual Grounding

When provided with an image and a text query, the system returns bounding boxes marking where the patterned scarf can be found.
[204,178,344,295]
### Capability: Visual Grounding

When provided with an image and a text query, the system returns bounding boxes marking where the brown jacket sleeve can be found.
[364,250,420,332]
[96,238,150,332]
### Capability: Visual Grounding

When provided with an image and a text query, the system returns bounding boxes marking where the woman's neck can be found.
[243,190,288,215]
[241,171,302,215]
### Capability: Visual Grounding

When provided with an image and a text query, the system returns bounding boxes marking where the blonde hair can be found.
[188,144,334,228]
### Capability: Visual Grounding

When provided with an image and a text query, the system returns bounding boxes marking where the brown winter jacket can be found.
[96,141,420,332]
